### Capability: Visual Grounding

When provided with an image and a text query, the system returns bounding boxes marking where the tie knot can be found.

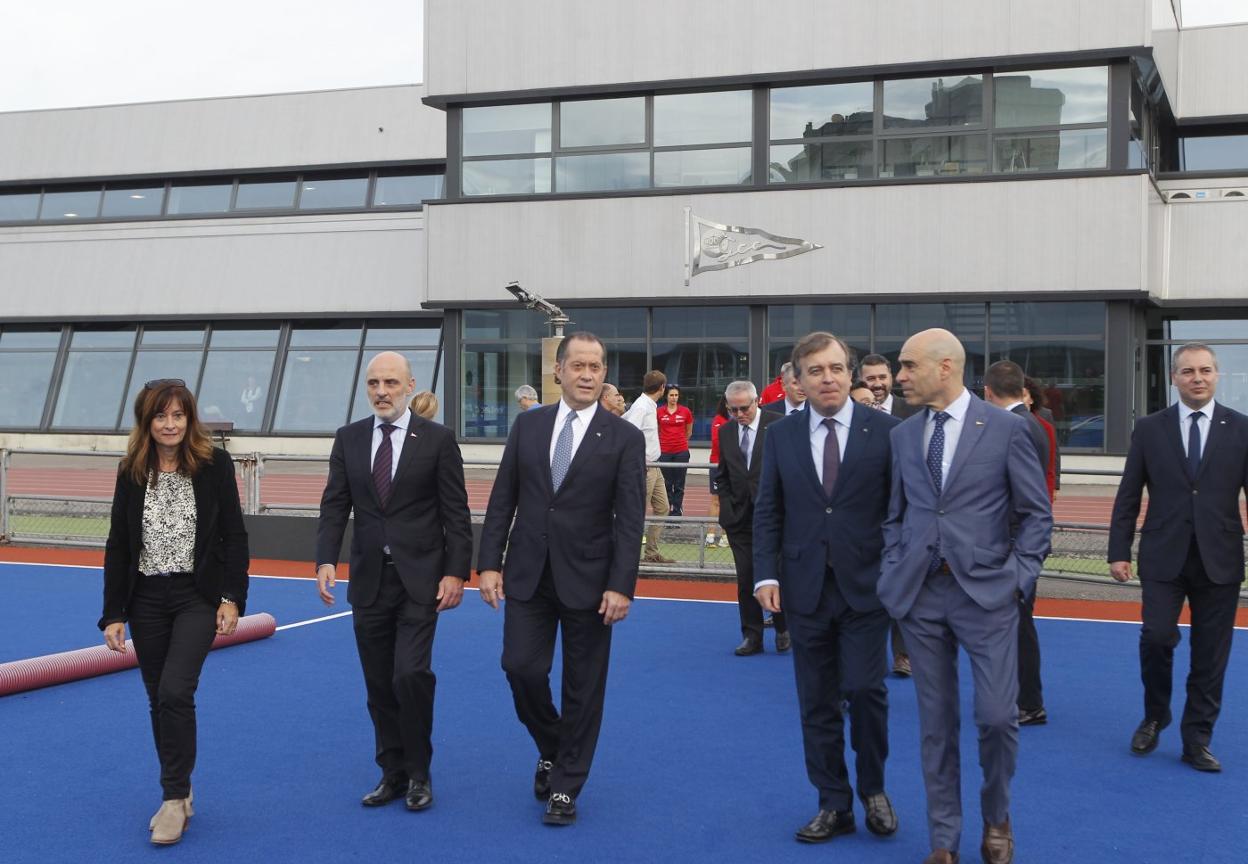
[1191,411,1204,422]
[379,423,396,435]
[932,410,949,427]
[822,417,837,431]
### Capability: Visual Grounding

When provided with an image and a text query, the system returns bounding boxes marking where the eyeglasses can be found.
[144,378,186,389]
[726,403,755,414]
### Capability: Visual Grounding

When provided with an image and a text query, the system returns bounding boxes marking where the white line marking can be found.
[276,611,352,630]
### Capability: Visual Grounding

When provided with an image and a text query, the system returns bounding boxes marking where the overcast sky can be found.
[1,1,1245,113]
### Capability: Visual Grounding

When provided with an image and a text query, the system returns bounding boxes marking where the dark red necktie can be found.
[373,423,396,507]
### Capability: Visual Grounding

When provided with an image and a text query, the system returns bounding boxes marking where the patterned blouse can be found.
[138,471,198,576]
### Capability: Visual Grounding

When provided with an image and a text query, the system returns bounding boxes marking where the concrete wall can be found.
[1176,22,1248,118]
[1166,196,1248,300]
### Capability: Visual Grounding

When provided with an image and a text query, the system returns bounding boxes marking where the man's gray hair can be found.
[1172,342,1218,370]
[779,361,795,380]
[725,380,758,400]
[515,384,538,401]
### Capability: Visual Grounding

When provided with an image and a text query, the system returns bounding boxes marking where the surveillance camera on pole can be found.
[505,281,570,337]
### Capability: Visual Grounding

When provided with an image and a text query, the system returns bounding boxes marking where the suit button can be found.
[825,507,833,514]
[938,509,945,515]
[1192,489,1198,495]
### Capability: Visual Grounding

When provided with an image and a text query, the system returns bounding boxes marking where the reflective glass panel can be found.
[197,350,277,430]
[563,308,647,339]
[373,173,444,206]
[462,103,552,156]
[603,345,648,401]
[39,188,101,220]
[298,175,368,209]
[653,306,749,339]
[555,153,650,192]
[0,190,41,221]
[365,324,442,348]
[876,303,986,340]
[990,302,1104,337]
[234,177,297,210]
[141,328,205,346]
[462,341,543,438]
[0,329,62,349]
[651,340,749,439]
[463,309,547,340]
[1181,135,1248,171]
[654,147,751,187]
[770,82,874,140]
[289,324,363,348]
[559,97,645,148]
[883,75,983,130]
[993,66,1108,128]
[0,352,56,427]
[769,142,874,182]
[882,134,988,177]
[994,129,1106,172]
[350,350,439,421]
[53,351,130,428]
[272,349,358,432]
[69,329,136,349]
[654,90,752,146]
[167,182,233,214]
[209,327,281,348]
[994,342,1105,447]
[462,159,552,196]
[1169,319,1248,340]
[122,351,206,424]
[768,305,872,339]
[101,184,165,217]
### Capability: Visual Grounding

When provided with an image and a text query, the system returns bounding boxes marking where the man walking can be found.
[622,370,673,564]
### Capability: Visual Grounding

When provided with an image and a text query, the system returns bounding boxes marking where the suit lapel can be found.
[1160,404,1187,473]
[554,407,607,496]
[191,463,211,564]
[391,411,424,494]
[1197,403,1229,480]
[834,402,868,497]
[535,404,559,495]
[747,413,773,482]
[942,395,986,495]
[353,420,383,510]
[791,412,826,501]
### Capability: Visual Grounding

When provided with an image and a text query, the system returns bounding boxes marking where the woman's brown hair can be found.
[121,380,215,487]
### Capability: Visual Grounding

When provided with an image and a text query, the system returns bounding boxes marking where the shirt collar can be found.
[1003,400,1025,413]
[931,388,971,424]
[809,398,855,433]
[374,409,411,432]
[880,394,894,413]
[557,398,599,427]
[785,398,804,414]
[1179,399,1216,422]
[740,409,762,435]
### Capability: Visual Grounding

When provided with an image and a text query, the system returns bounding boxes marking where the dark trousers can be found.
[501,566,614,799]
[726,530,786,640]
[658,450,690,515]
[1139,538,1240,747]
[351,562,440,782]
[1017,590,1044,711]
[787,570,890,812]
[128,573,217,801]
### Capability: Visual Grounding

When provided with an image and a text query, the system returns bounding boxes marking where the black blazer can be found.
[716,410,779,536]
[890,397,921,420]
[1011,404,1051,475]
[478,403,646,609]
[1109,402,1248,584]
[100,447,249,629]
[316,411,473,607]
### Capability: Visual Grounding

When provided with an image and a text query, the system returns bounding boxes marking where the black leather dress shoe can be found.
[1181,744,1222,772]
[543,792,576,826]
[794,809,855,843]
[734,637,763,656]
[533,758,554,800]
[1017,707,1047,726]
[860,792,898,836]
[775,631,792,652]
[361,776,407,807]
[405,779,433,811]
[1130,718,1166,755]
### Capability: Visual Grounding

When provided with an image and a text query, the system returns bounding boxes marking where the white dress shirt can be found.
[370,410,411,479]
[739,410,762,470]
[783,398,805,416]
[922,387,972,481]
[809,398,855,485]
[879,394,895,414]
[622,392,661,464]
[550,399,599,466]
[1179,398,1215,460]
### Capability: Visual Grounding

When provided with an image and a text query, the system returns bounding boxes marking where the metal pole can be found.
[0,449,9,542]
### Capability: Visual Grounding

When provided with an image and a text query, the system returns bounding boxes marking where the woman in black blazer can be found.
[100,379,249,845]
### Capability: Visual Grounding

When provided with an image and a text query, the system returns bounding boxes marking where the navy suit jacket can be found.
[753,401,900,615]
[1108,402,1248,584]
[716,410,779,536]
[880,394,1052,617]
[478,402,646,609]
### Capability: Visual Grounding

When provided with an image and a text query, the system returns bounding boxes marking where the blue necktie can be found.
[551,412,576,492]
[1187,411,1204,479]
[926,411,949,573]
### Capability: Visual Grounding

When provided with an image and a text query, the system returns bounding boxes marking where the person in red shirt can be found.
[657,385,694,515]
[760,371,785,406]
[706,396,730,547]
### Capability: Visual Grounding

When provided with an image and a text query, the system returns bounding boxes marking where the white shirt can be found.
[1179,398,1215,460]
[622,392,661,464]
[550,399,598,466]
[809,398,854,485]
[922,388,972,483]
[879,394,895,414]
[783,398,805,416]
[738,410,762,469]
[1003,400,1025,414]
[370,410,411,479]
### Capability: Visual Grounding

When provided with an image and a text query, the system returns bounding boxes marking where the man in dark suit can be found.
[881,329,1051,864]
[984,359,1054,728]
[716,379,789,655]
[754,331,901,845]
[760,361,807,415]
[315,351,473,812]
[1109,342,1248,772]
[478,332,646,826]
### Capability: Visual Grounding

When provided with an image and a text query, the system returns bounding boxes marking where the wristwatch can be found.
[219,596,237,606]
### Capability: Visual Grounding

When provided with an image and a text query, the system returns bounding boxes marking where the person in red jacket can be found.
[706,396,730,547]
[657,385,694,515]
[760,370,785,406]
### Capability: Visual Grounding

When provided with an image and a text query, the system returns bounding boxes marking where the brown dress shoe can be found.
[892,654,912,677]
[922,850,959,864]
[981,817,1014,864]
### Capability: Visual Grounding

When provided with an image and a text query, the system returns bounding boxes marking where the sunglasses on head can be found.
[144,378,186,389]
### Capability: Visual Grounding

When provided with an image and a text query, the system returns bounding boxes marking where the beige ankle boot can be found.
[150,787,193,830]
[150,798,191,845]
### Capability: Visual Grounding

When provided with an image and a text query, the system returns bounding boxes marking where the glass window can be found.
[555,152,650,192]
[39,187,101,220]
[653,306,749,339]
[462,103,552,156]
[350,350,440,421]
[462,341,543,437]
[272,349,359,432]
[167,181,233,215]
[654,90,752,146]
[122,350,206,424]
[883,75,983,130]
[1169,319,1248,340]
[462,159,552,196]
[141,328,205,346]
[101,184,165,218]
[559,97,645,148]
[563,308,647,339]
[769,141,874,182]
[68,328,136,349]
[464,309,548,340]
[654,147,751,187]
[1181,135,1248,171]
[289,324,363,348]
[993,66,1108,128]
[651,340,749,439]
[0,190,41,221]
[770,82,874,140]
[990,302,1103,337]
[298,175,368,210]
[197,350,276,431]
[53,351,131,428]
[768,305,872,339]
[994,342,1104,447]
[876,303,985,340]
[994,129,1106,172]
[209,326,281,348]
[365,324,442,348]
[373,172,444,206]
[882,135,987,177]
[0,329,62,349]
[0,352,57,427]
[234,176,297,210]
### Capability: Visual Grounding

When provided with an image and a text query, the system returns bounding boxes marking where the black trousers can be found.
[128,573,218,801]
[1017,590,1044,712]
[351,562,440,782]
[658,450,690,515]
[501,566,614,799]
[786,570,890,812]
[1140,538,1240,747]
[726,530,786,640]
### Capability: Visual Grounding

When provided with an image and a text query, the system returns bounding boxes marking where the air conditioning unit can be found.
[1165,189,1212,202]
[1218,187,1248,199]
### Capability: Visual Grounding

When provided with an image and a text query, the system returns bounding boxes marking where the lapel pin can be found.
[595,431,602,437]
[975,420,985,426]
[1219,420,1227,425]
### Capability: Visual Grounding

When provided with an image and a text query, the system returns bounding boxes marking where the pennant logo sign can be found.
[684,207,822,285]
